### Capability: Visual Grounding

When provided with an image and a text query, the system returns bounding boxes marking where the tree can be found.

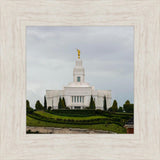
[92,98,96,109]
[103,96,107,111]
[112,100,118,112]
[35,100,44,110]
[26,99,30,108]
[26,100,34,114]
[89,95,96,110]
[118,106,123,112]
[89,96,92,109]
[62,97,66,108]
[44,96,47,110]
[58,97,62,109]
[58,97,67,109]
[123,102,134,113]
[125,100,130,104]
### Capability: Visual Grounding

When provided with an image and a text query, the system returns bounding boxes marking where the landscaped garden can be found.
[27,110,133,133]
[26,99,134,134]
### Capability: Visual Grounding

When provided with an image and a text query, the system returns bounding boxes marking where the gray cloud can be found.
[27,26,134,108]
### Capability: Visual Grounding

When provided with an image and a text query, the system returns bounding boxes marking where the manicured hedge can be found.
[27,116,127,133]
[35,111,106,120]
[48,109,108,116]
[48,109,133,117]
[27,110,133,127]
[28,113,107,125]
[123,104,134,113]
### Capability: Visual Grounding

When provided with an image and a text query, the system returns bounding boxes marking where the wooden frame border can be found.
[0,0,160,159]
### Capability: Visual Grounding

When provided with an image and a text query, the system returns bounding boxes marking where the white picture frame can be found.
[0,0,159,159]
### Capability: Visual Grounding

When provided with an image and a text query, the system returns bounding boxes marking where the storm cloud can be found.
[27,26,134,108]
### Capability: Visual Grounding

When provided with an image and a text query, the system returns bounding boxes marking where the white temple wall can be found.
[46,58,112,110]
[46,97,52,108]
[46,89,112,110]
[64,95,71,106]
[84,95,91,107]
[73,73,85,83]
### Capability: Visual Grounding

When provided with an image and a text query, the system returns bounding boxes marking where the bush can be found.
[26,100,34,114]
[105,121,112,126]
[35,100,44,110]
[95,109,105,115]
[123,104,134,113]
[49,109,109,116]
[48,106,51,111]
[112,100,118,112]
[27,112,107,125]
[118,107,123,112]
[111,117,121,122]
[28,113,107,125]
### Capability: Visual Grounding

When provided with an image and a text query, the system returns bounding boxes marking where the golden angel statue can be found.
[77,49,80,59]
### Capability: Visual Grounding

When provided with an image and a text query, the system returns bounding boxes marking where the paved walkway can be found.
[27,126,115,134]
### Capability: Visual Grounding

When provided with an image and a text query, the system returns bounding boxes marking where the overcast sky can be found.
[26,26,134,108]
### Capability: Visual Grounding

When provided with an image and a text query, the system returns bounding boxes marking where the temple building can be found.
[46,50,112,110]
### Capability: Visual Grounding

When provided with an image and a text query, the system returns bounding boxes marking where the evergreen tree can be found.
[58,97,62,109]
[58,97,67,109]
[125,100,130,104]
[26,100,34,114]
[61,98,64,108]
[103,96,107,111]
[89,96,96,110]
[89,96,92,108]
[35,100,44,110]
[26,100,30,108]
[92,98,96,110]
[62,97,66,108]
[123,100,134,113]
[112,100,118,112]
[44,96,47,110]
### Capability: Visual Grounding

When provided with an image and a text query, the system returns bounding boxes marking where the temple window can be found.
[77,76,80,82]
[77,96,79,102]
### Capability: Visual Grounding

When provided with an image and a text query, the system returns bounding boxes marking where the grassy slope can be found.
[34,111,107,120]
[27,116,126,133]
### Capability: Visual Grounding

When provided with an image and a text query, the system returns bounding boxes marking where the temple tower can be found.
[73,49,85,83]
[73,59,85,83]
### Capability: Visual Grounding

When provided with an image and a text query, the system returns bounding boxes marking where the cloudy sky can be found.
[26,26,134,108]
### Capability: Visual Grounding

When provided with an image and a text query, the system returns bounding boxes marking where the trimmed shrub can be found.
[35,100,44,110]
[123,104,134,113]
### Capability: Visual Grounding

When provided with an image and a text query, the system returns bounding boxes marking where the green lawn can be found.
[26,110,131,133]
[27,116,126,133]
[34,111,107,120]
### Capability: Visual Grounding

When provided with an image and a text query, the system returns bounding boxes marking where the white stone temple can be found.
[46,50,112,110]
